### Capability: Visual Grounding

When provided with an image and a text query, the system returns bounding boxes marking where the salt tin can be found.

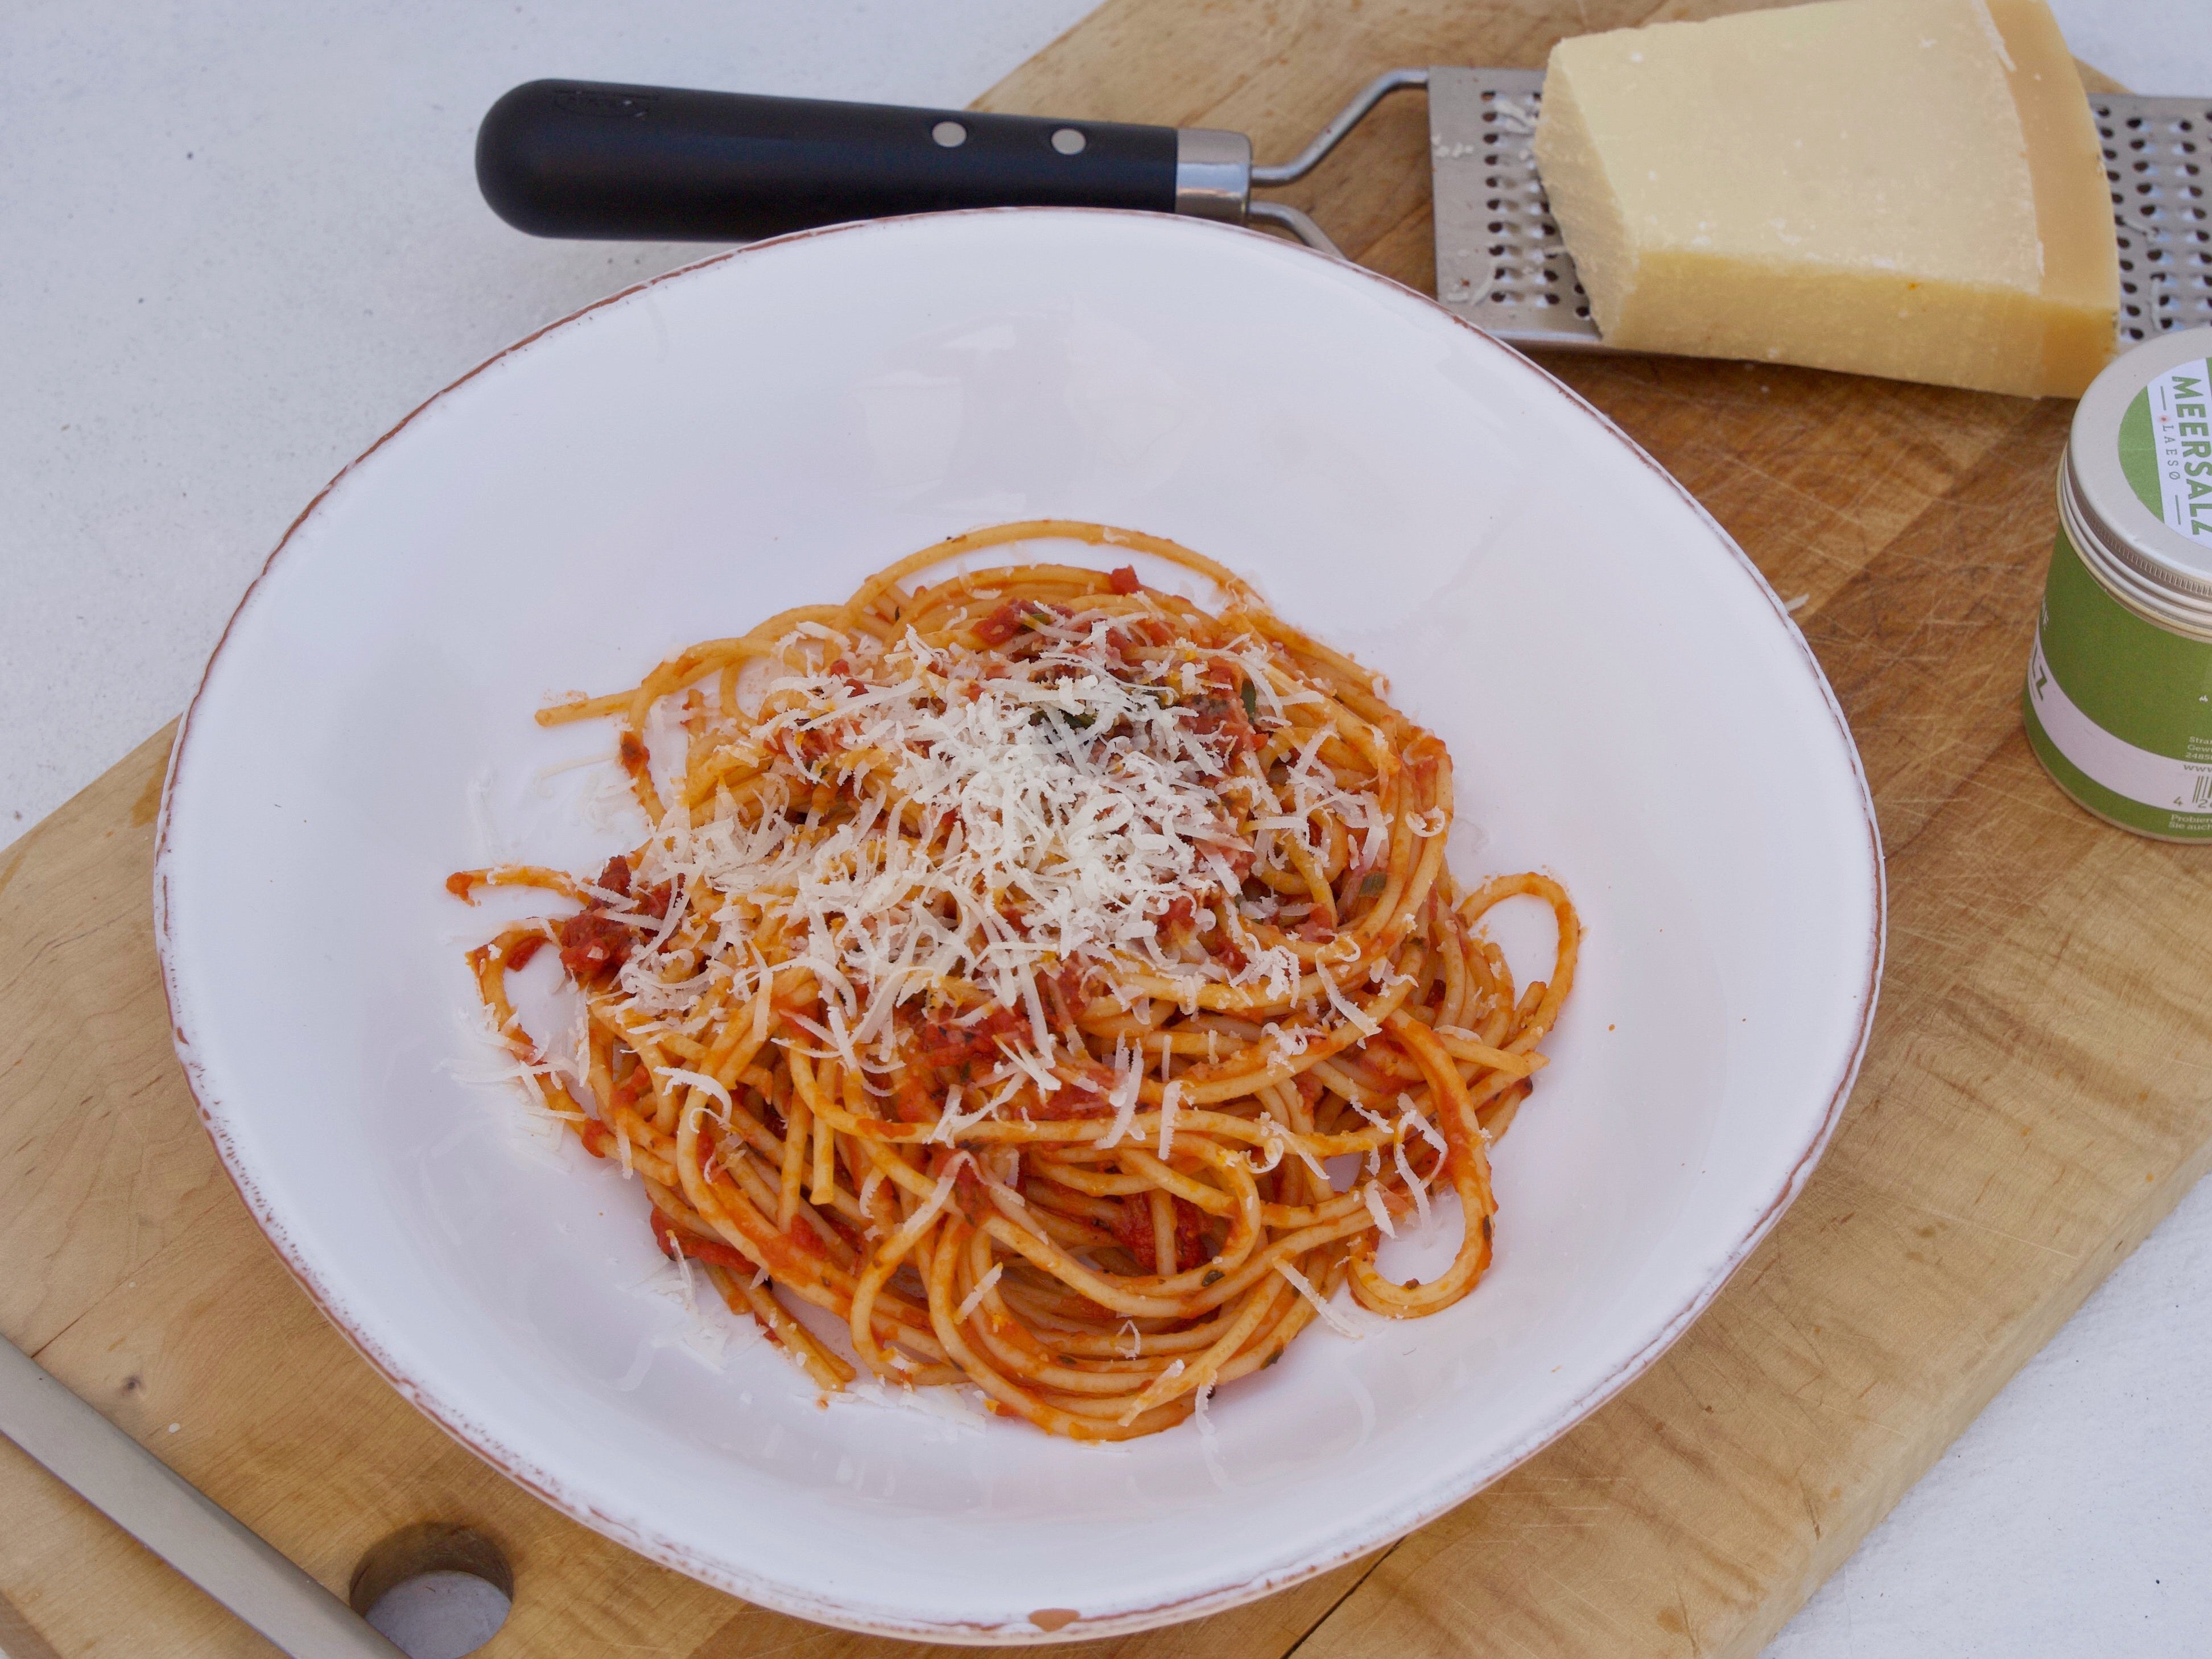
[2026,325,2212,840]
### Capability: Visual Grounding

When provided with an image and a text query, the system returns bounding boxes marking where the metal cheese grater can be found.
[1412,69,2212,351]
[477,70,2212,353]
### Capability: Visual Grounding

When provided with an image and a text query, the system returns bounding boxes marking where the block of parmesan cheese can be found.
[1530,0,2117,397]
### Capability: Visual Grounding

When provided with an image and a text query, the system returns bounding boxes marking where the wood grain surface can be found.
[4,5,2202,1657]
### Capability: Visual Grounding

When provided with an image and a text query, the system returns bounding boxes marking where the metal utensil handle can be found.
[477,79,1253,242]
[0,1336,405,1658]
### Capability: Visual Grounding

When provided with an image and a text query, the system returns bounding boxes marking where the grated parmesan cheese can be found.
[610,615,1389,1130]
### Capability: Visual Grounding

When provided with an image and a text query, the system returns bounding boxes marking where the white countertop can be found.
[2,2,2205,1653]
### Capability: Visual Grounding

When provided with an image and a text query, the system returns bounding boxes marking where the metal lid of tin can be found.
[2067,325,2212,621]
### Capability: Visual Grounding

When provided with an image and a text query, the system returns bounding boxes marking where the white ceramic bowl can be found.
[156,209,1881,1643]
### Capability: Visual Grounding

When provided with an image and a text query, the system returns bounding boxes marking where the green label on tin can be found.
[2025,525,2212,839]
[2117,358,2212,544]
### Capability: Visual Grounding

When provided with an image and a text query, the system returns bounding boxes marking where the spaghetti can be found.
[448,521,1577,1439]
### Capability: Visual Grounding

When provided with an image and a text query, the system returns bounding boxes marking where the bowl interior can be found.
[159,209,1879,1640]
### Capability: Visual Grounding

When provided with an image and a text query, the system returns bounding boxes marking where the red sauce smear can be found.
[1109,1195,1210,1273]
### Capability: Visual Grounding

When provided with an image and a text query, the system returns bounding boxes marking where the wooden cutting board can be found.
[5,5,2204,1657]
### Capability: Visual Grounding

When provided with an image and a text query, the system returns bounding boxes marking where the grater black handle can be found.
[476,80,1185,242]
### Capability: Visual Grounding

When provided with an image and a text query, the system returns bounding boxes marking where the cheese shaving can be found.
[1274,1260,1364,1339]
[954,1263,1003,1325]
[1157,1079,1186,1161]
[1361,1182,1398,1238]
[893,1154,971,1249]
[1103,1038,1145,1148]
[661,1067,733,1119]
